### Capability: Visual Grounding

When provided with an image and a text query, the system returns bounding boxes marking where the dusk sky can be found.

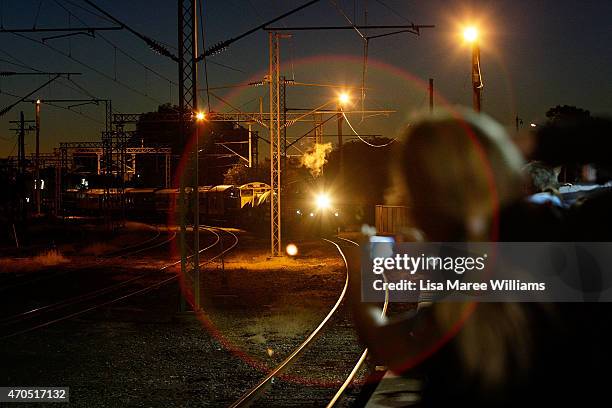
[1,0,611,156]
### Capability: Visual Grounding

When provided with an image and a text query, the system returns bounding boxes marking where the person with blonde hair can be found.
[349,111,554,406]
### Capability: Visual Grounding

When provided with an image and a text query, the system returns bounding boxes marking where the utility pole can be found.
[35,99,41,215]
[248,123,252,168]
[269,31,282,257]
[178,0,200,310]
[471,42,482,112]
[429,78,434,113]
[267,32,292,256]
[337,104,344,186]
[515,115,523,134]
[17,112,26,222]
[18,112,25,175]
[19,112,26,221]
[9,113,35,222]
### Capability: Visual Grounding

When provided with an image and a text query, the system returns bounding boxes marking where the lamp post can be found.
[193,111,205,310]
[35,99,41,215]
[463,26,482,112]
[337,92,350,187]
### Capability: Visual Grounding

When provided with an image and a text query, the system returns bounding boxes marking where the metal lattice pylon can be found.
[178,0,200,309]
[269,32,282,256]
[313,112,323,145]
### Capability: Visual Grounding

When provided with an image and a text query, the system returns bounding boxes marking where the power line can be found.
[59,0,116,24]
[0,74,61,116]
[372,0,414,24]
[81,0,178,61]
[201,0,322,58]
[1,89,104,125]
[199,0,211,112]
[0,49,106,103]
[342,111,395,147]
[12,32,166,105]
[53,0,177,86]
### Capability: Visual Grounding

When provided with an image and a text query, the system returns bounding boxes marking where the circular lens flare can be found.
[286,243,298,256]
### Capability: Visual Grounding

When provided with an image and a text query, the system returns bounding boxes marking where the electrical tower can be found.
[178,0,200,309]
[268,32,286,257]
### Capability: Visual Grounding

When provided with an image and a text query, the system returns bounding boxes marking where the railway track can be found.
[0,226,238,340]
[229,236,389,408]
[0,224,172,293]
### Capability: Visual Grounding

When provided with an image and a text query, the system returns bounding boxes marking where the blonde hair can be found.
[395,110,524,241]
[393,111,539,386]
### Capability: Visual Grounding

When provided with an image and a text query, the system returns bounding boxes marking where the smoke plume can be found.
[301,142,332,177]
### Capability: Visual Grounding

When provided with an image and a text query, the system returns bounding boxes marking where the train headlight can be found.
[315,193,331,210]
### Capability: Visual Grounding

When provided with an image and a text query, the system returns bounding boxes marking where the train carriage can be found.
[125,188,156,218]
[205,185,240,221]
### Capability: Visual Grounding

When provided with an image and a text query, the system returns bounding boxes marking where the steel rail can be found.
[0,225,164,293]
[0,227,233,339]
[109,230,177,258]
[0,229,217,328]
[101,225,162,258]
[326,236,389,408]
[228,237,350,408]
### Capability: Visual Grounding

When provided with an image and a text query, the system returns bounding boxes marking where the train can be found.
[61,182,271,228]
[61,181,354,235]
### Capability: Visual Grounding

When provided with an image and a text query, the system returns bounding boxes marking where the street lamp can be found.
[463,26,483,112]
[338,92,350,106]
[35,99,41,215]
[336,92,350,188]
[463,26,478,43]
[192,110,206,310]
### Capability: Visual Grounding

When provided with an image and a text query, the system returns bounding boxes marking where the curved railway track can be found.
[229,236,389,408]
[0,224,173,293]
[0,226,238,341]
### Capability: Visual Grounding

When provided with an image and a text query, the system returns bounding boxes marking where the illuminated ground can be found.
[0,226,371,407]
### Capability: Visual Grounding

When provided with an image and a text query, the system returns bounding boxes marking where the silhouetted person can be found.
[349,111,610,406]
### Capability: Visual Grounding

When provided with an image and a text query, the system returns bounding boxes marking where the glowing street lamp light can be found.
[463,26,478,43]
[338,92,350,106]
[336,92,350,187]
[192,110,206,309]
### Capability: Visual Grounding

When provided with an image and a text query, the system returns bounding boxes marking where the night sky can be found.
[1,0,611,156]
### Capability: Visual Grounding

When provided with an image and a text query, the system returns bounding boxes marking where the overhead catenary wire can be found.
[59,0,117,25]
[342,110,395,147]
[11,32,166,105]
[53,0,177,86]
[0,74,61,117]
[202,0,322,57]
[61,0,244,79]
[198,0,211,112]
[0,50,107,107]
[80,0,178,61]
[372,0,414,24]
[1,89,104,124]
[329,0,369,119]
[33,0,44,29]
